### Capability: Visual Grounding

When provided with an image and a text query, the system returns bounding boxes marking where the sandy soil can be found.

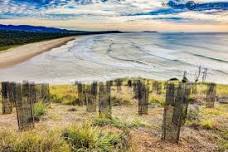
[0,36,75,69]
[0,103,224,152]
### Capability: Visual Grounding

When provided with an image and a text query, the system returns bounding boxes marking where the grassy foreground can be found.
[0,79,227,152]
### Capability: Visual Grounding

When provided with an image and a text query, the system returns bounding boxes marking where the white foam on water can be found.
[0,32,228,84]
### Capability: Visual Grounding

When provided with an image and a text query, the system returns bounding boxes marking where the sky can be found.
[0,0,228,32]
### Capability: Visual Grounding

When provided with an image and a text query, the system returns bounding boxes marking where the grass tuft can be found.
[0,130,70,152]
[33,101,47,120]
[62,122,129,152]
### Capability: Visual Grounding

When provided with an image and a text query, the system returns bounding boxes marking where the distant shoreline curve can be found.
[0,36,75,69]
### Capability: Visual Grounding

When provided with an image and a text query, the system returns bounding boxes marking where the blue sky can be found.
[0,0,228,31]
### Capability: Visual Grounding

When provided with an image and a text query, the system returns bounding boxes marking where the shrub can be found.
[111,96,132,106]
[63,123,98,151]
[0,130,70,152]
[149,94,165,106]
[50,85,78,105]
[62,122,129,152]
[93,117,147,129]
[187,104,200,121]
[93,117,127,129]
[200,119,217,130]
[33,101,47,119]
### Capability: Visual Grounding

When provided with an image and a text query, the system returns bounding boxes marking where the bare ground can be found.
[0,102,227,152]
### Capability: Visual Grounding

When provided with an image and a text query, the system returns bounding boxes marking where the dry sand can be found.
[0,36,75,69]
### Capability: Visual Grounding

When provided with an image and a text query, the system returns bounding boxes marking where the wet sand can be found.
[0,36,75,69]
[0,33,228,84]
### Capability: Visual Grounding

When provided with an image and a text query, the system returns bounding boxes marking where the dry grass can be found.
[0,79,227,151]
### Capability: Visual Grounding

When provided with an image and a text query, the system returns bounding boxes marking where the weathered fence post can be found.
[152,81,162,95]
[41,83,49,103]
[15,82,34,131]
[116,79,122,93]
[191,83,198,95]
[206,83,216,108]
[162,82,191,143]
[128,80,132,88]
[86,82,97,112]
[82,84,87,105]
[98,81,111,118]
[29,82,37,104]
[1,82,13,114]
[135,80,149,115]
[133,80,138,99]
[9,82,17,107]
[77,82,84,106]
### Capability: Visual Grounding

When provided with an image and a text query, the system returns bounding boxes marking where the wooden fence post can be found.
[86,82,97,112]
[128,80,132,88]
[1,82,13,114]
[29,82,37,104]
[206,83,216,108]
[152,81,162,95]
[99,81,111,118]
[135,80,149,115]
[15,82,34,131]
[162,82,191,143]
[41,83,49,103]
[77,82,84,106]
[116,79,122,93]
[9,82,17,107]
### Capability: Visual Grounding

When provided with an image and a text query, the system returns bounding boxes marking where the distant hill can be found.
[0,24,122,35]
[0,24,122,51]
[0,24,72,33]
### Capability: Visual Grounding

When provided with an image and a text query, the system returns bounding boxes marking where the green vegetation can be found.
[185,104,228,151]
[0,130,70,152]
[50,85,78,105]
[0,29,122,51]
[149,94,165,106]
[93,116,147,129]
[0,121,130,152]
[0,30,76,51]
[62,122,129,152]
[0,45,19,51]
[111,96,132,106]
[33,101,47,119]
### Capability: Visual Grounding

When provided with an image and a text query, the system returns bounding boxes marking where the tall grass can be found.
[62,122,129,152]
[0,130,70,152]
[33,101,47,120]
[50,85,78,105]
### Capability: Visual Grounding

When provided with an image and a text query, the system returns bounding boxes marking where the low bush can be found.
[62,122,129,152]
[111,96,132,106]
[93,117,147,129]
[50,85,78,105]
[0,130,70,152]
[200,119,217,130]
[149,94,165,106]
[33,101,47,119]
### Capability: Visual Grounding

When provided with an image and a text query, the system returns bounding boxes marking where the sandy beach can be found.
[0,36,75,69]
[0,33,227,84]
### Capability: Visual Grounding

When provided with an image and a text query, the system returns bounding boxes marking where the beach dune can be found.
[0,36,75,69]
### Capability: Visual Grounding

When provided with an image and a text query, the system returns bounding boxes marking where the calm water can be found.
[0,32,228,84]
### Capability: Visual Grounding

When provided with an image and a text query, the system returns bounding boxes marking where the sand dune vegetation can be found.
[0,78,227,152]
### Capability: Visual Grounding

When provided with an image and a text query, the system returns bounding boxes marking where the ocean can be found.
[0,32,228,84]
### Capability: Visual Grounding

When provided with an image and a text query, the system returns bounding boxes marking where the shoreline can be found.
[0,36,75,69]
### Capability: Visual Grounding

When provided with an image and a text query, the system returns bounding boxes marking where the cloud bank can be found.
[0,0,228,31]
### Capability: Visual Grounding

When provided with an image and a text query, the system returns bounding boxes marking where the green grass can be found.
[0,45,18,51]
[50,85,78,105]
[93,116,147,129]
[0,130,70,152]
[33,101,47,119]
[62,122,129,152]
[149,94,165,106]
